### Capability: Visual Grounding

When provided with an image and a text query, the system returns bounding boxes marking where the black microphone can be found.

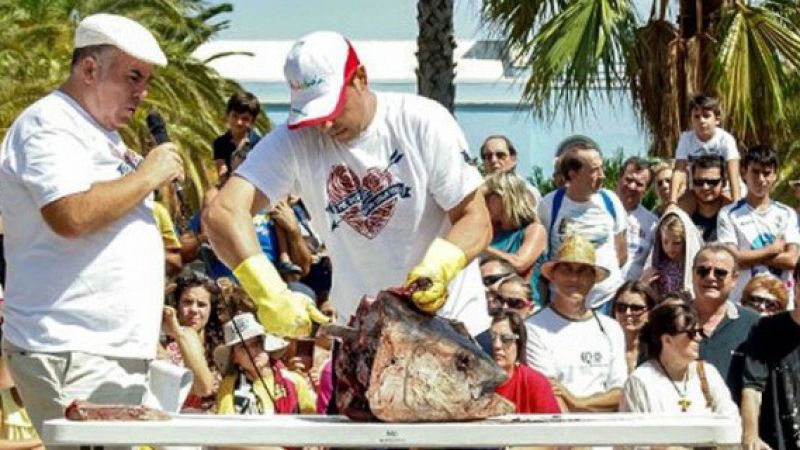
[146,111,184,199]
[146,111,191,234]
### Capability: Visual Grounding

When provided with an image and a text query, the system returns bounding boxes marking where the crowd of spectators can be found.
[131,89,800,448]
[0,15,799,448]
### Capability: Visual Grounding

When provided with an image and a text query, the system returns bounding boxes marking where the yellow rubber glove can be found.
[405,238,467,314]
[233,254,330,338]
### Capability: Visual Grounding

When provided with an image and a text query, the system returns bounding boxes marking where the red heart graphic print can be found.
[326,164,399,239]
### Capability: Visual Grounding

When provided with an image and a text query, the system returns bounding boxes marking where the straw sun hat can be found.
[540,234,609,282]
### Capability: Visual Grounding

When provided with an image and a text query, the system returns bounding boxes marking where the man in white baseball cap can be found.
[204,31,492,347]
[0,13,183,436]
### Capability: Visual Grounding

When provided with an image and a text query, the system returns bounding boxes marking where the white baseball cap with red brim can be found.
[284,31,361,130]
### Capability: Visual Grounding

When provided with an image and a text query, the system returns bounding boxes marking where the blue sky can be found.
[213,0,486,40]
[213,0,657,41]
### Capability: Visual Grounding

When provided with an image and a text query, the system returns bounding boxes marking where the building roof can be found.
[192,39,514,84]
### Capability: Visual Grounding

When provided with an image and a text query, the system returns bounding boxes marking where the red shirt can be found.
[496,363,560,414]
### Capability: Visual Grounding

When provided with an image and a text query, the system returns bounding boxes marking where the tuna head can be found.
[365,293,515,422]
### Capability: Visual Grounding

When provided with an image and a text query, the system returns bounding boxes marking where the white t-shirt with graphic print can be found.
[675,128,740,162]
[621,205,658,281]
[717,199,800,306]
[525,306,627,398]
[537,189,627,277]
[237,92,489,335]
[0,90,164,359]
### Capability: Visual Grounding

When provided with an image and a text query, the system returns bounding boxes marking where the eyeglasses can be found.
[497,295,532,310]
[744,294,782,312]
[694,265,730,280]
[614,302,648,315]
[491,332,519,344]
[677,327,707,340]
[692,178,722,188]
[481,151,509,161]
[482,273,512,287]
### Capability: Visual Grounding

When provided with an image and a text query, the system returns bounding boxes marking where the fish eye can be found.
[456,353,471,372]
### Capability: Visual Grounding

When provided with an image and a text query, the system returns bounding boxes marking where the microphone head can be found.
[146,110,169,144]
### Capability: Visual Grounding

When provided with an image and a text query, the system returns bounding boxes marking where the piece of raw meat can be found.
[331,287,514,422]
[65,400,170,421]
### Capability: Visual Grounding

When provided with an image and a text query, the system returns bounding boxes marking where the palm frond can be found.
[517,0,637,118]
[712,3,800,145]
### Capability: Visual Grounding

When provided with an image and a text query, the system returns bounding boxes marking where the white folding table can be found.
[43,413,740,447]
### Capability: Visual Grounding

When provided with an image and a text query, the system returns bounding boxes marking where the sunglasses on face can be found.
[481,151,509,161]
[676,327,706,340]
[497,295,532,310]
[614,302,648,315]
[491,332,519,344]
[744,294,781,312]
[692,178,722,188]
[482,273,512,287]
[694,265,730,280]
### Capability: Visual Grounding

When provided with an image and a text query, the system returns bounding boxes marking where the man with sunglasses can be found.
[741,261,800,450]
[691,244,760,405]
[480,257,515,315]
[204,31,492,340]
[679,154,731,242]
[717,145,800,307]
[479,135,542,205]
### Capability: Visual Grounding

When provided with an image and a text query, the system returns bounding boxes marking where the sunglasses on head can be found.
[614,302,648,315]
[692,178,722,188]
[497,295,532,310]
[482,273,512,287]
[744,294,781,312]
[481,151,509,161]
[694,265,730,280]
[491,332,519,344]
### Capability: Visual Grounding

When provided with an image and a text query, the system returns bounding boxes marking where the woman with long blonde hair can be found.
[482,172,547,309]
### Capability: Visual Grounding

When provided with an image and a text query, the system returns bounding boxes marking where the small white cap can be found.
[75,13,167,67]
[213,313,289,373]
[284,31,360,130]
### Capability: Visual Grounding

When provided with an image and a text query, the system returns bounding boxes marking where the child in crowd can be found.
[668,95,742,210]
[642,209,703,294]
[213,91,261,182]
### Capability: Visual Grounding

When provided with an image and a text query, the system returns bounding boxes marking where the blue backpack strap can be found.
[599,189,617,222]
[548,188,566,259]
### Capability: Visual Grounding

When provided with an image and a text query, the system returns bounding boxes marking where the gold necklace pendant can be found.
[678,397,692,412]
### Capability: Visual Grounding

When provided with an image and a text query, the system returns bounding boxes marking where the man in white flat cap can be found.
[204,31,492,342]
[0,13,183,435]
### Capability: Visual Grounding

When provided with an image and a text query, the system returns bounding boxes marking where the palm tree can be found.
[0,0,269,220]
[416,0,457,113]
[481,0,800,157]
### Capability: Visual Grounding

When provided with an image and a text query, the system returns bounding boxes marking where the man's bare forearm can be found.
[446,190,492,261]
[41,170,157,238]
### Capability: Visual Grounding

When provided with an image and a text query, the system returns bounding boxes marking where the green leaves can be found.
[484,0,637,119]
[713,2,800,145]
[0,0,264,217]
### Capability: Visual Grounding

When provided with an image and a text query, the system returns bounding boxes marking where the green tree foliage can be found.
[0,0,268,219]
[481,0,800,157]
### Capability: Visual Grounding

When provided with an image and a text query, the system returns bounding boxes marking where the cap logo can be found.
[289,77,324,91]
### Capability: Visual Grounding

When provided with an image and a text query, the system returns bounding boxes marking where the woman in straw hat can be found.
[214,313,316,415]
[526,234,627,413]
